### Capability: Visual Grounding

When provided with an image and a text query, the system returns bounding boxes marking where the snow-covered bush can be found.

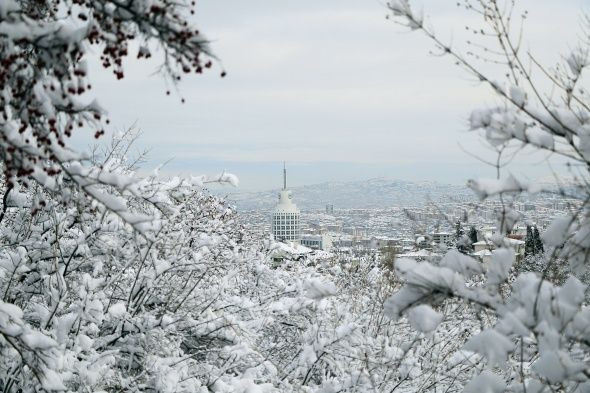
[0,130,260,391]
[0,1,254,390]
[244,252,480,392]
[386,0,590,391]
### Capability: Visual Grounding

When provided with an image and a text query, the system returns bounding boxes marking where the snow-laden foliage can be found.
[252,253,482,392]
[5,0,590,391]
[0,132,254,391]
[386,0,590,391]
[0,1,252,391]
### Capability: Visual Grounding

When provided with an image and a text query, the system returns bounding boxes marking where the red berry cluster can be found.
[0,0,218,186]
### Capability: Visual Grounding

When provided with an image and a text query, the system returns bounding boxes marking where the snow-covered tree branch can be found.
[385,0,590,391]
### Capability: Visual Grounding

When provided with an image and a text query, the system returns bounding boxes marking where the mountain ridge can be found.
[215,177,474,211]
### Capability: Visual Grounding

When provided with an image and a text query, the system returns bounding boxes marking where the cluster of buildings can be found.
[271,165,332,251]
[262,166,579,263]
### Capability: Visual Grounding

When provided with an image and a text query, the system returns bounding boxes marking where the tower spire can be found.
[283,161,287,190]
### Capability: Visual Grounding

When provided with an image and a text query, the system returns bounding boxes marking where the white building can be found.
[472,237,525,262]
[301,234,332,251]
[431,232,453,246]
[271,164,301,243]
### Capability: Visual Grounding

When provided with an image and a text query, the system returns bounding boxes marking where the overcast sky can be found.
[78,0,586,191]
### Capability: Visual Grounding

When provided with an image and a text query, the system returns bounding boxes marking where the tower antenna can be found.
[283,161,287,190]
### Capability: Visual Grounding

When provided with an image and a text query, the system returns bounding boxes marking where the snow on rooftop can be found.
[269,241,312,256]
[398,250,440,258]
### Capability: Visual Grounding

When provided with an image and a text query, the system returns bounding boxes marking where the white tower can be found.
[271,163,301,243]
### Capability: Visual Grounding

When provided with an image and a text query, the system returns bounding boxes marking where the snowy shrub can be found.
[385,0,590,391]
[0,1,251,390]
[0,131,261,391]
[248,253,482,392]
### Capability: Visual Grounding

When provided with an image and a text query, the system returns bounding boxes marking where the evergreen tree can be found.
[455,221,469,254]
[455,220,464,240]
[525,225,534,257]
[468,226,478,246]
[533,226,544,254]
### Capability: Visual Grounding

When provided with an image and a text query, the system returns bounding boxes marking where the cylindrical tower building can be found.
[271,164,301,243]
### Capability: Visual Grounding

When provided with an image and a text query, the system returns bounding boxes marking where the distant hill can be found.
[216,178,474,211]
